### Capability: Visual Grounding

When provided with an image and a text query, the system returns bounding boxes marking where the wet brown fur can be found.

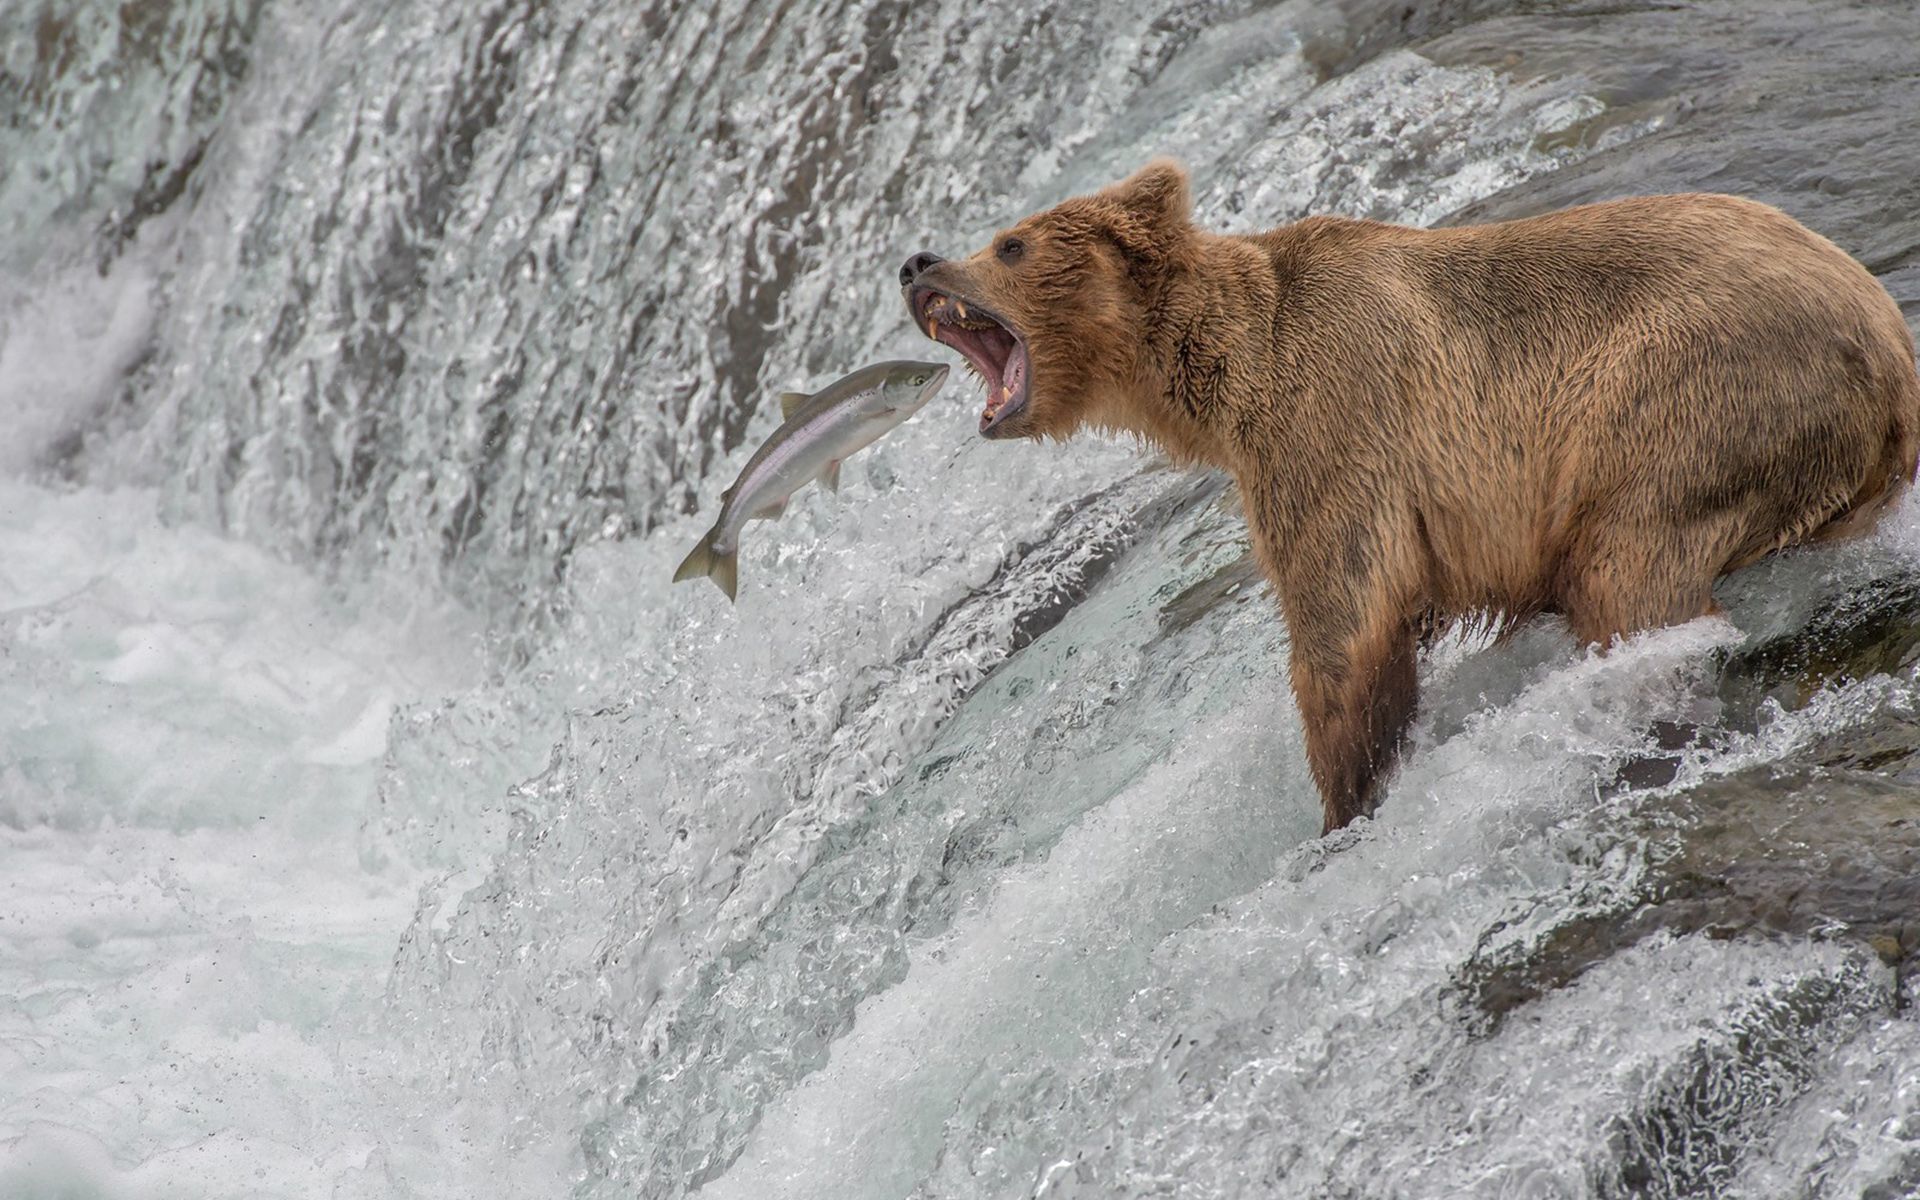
[907,161,1920,833]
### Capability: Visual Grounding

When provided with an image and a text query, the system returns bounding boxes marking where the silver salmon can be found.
[673,360,950,600]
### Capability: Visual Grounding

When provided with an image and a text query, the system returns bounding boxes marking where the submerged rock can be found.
[1717,571,1920,720]
[1455,600,1920,1038]
[1591,956,1892,1200]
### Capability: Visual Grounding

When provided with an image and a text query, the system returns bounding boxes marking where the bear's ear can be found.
[1103,159,1191,224]
[1095,159,1192,265]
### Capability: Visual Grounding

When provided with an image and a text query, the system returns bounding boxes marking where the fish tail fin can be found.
[671,537,711,585]
[710,547,739,601]
[672,530,741,602]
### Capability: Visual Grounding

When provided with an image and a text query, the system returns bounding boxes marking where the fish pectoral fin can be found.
[818,461,841,494]
[778,391,810,420]
[753,497,788,520]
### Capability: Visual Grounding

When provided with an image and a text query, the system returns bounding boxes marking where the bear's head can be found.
[900,160,1193,441]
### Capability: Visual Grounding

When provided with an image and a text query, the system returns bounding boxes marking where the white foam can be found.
[0,253,155,476]
[0,479,487,1198]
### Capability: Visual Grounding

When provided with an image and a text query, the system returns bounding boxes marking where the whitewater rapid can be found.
[0,477,479,1194]
[4,1,1918,1197]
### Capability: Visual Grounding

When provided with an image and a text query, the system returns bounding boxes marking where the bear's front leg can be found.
[1287,613,1419,833]
[1270,535,1423,833]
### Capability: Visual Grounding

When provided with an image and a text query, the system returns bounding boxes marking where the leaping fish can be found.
[673,360,951,600]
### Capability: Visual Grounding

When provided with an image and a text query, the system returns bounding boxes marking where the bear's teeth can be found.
[954,300,968,319]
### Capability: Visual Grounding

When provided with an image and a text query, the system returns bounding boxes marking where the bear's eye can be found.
[995,237,1026,266]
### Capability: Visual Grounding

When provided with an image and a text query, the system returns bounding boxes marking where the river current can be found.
[2,2,1917,1197]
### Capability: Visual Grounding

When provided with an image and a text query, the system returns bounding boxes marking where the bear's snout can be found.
[899,251,944,288]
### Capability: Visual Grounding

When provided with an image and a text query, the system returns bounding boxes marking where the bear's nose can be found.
[899,251,944,287]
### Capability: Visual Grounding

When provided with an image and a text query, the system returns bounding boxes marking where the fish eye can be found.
[913,372,929,384]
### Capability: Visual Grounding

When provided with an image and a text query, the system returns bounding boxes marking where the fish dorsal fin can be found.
[779,391,810,420]
[818,460,841,494]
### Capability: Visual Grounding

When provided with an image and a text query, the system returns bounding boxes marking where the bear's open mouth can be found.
[909,287,1029,435]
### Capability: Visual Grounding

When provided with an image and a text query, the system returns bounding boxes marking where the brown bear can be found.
[900,161,1920,834]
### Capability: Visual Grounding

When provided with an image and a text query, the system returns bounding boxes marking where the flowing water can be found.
[3,1,1919,1197]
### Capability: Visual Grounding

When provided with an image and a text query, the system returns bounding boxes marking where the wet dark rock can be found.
[1592,961,1890,1200]
[1456,682,1920,1037]
[1426,0,1920,293]
[1716,571,1920,721]
[1451,549,1920,1034]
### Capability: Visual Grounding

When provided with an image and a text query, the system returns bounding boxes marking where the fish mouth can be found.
[907,285,1030,438]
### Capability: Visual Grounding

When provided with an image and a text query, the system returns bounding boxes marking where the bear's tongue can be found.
[940,322,1014,389]
[982,342,1028,431]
